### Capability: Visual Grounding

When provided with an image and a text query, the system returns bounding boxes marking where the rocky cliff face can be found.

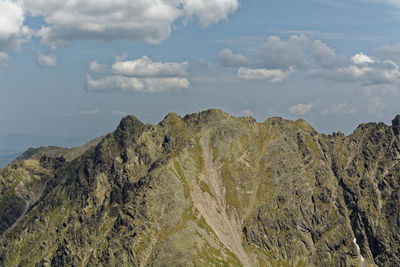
[1,109,400,266]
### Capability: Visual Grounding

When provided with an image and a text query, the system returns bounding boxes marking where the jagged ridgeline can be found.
[1,109,400,266]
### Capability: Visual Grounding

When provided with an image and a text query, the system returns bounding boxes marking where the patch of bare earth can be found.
[190,133,252,267]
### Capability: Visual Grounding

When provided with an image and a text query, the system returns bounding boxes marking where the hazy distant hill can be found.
[0,134,93,167]
[1,110,400,266]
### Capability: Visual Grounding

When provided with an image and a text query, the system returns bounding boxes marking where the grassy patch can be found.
[172,161,190,198]
[0,180,21,211]
[220,163,241,210]
[199,180,213,197]
[189,136,205,173]
[303,134,322,158]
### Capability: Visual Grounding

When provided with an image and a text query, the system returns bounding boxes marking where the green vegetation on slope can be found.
[1,110,400,266]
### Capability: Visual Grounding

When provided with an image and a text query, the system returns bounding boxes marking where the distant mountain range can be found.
[0,134,93,167]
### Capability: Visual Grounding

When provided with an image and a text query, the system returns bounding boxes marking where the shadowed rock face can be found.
[392,115,400,136]
[1,109,400,266]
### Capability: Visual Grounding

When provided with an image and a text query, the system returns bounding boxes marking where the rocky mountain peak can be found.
[113,115,146,148]
[2,110,400,266]
[183,108,230,127]
[392,114,400,135]
[159,112,183,127]
[116,115,144,134]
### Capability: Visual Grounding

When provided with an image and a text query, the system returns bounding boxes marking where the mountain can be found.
[0,134,94,168]
[1,109,400,266]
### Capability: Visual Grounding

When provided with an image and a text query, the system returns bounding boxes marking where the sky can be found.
[1,0,400,139]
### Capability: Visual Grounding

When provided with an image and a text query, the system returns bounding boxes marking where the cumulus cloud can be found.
[183,0,238,27]
[0,0,31,51]
[217,48,249,67]
[37,51,57,67]
[87,55,190,92]
[86,75,189,93]
[89,61,107,73]
[312,40,348,68]
[288,102,316,116]
[219,35,400,86]
[21,0,238,46]
[221,35,310,83]
[322,103,356,115]
[111,56,188,77]
[254,34,310,69]
[351,52,374,65]
[308,54,400,86]
[237,67,293,82]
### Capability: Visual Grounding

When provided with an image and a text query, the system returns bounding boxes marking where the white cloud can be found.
[309,52,400,86]
[219,35,400,87]
[21,0,239,46]
[89,61,107,73]
[87,55,190,92]
[274,29,344,40]
[87,75,189,93]
[37,51,57,67]
[0,0,31,51]
[217,48,249,67]
[222,34,309,83]
[312,40,348,68]
[288,102,316,116]
[322,103,356,115]
[79,108,101,115]
[255,34,310,69]
[237,67,293,82]
[183,0,238,27]
[112,56,188,77]
[351,52,374,65]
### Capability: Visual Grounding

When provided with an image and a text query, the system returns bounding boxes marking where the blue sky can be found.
[1,0,400,139]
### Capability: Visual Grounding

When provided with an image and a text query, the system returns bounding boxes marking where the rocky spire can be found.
[392,115,400,136]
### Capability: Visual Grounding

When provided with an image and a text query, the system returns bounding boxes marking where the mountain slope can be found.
[0,134,95,168]
[1,109,400,266]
